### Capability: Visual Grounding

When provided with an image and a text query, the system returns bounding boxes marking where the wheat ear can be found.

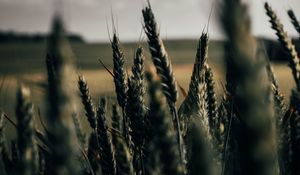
[265,3,300,91]
[142,3,184,163]
[78,75,97,129]
[111,33,130,145]
[96,98,116,175]
[287,9,300,36]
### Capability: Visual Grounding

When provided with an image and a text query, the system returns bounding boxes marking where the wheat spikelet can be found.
[266,60,286,128]
[178,32,209,135]
[78,75,97,130]
[112,34,128,109]
[96,98,116,175]
[16,85,38,175]
[126,47,146,149]
[216,99,227,159]
[265,3,300,91]
[111,33,130,146]
[288,9,300,36]
[265,59,287,172]
[125,46,146,174]
[142,4,178,105]
[205,64,219,137]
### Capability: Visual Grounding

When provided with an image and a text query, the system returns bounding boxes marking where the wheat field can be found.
[1,0,300,175]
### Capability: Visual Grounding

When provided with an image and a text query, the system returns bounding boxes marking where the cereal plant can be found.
[1,0,300,175]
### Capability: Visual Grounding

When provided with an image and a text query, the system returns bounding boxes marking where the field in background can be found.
[0,40,295,137]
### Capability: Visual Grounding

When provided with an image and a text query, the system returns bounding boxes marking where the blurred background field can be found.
[0,39,296,128]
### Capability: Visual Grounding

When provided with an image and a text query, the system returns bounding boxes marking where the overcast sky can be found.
[0,0,299,42]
